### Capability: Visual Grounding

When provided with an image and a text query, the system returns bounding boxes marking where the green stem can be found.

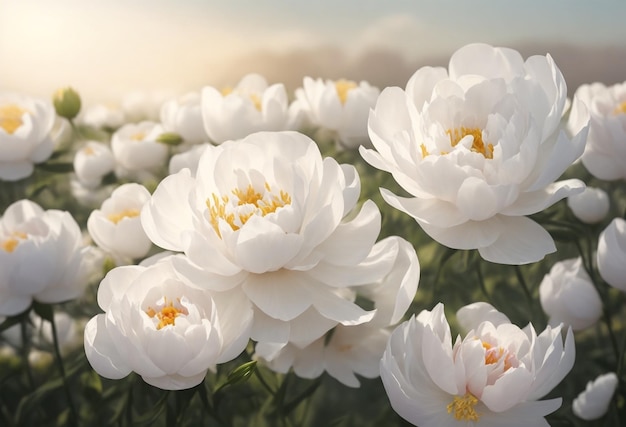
[514,265,533,304]
[50,311,78,426]
[19,319,34,391]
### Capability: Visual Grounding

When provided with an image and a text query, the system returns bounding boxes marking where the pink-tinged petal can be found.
[481,367,533,412]
[456,302,511,332]
[421,325,459,395]
[84,315,132,380]
[380,348,451,427]
[500,179,585,216]
[140,169,196,251]
[243,270,312,321]
[420,216,501,250]
[477,399,560,427]
[528,327,575,400]
[314,200,380,267]
[143,372,206,391]
[478,216,555,265]
[380,188,467,227]
[250,308,290,344]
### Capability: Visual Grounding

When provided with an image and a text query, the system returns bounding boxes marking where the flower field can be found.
[0,43,625,426]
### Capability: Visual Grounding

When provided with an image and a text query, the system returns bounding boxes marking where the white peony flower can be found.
[566,186,610,224]
[168,143,211,176]
[568,81,626,180]
[597,217,626,292]
[360,43,588,265]
[87,183,153,262]
[160,92,208,145]
[84,256,252,390]
[141,131,397,346]
[0,93,56,181]
[201,74,299,144]
[73,141,115,188]
[380,302,575,427]
[256,324,390,388]
[0,200,91,316]
[539,257,602,331]
[294,77,380,149]
[111,121,168,178]
[255,236,419,386]
[572,372,618,421]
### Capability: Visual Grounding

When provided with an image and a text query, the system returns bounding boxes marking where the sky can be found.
[1,0,625,103]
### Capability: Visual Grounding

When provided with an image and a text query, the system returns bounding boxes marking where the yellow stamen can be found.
[221,87,262,111]
[447,392,480,422]
[83,146,95,155]
[107,208,140,224]
[614,101,626,115]
[420,143,429,158]
[130,132,145,141]
[1,231,27,253]
[0,104,28,134]
[446,126,493,159]
[335,79,357,105]
[146,299,188,330]
[206,182,291,237]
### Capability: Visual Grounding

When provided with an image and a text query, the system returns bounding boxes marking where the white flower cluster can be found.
[6,40,626,425]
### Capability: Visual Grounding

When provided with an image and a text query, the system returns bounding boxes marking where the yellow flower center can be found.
[0,104,28,135]
[206,182,291,237]
[335,80,357,105]
[107,208,140,224]
[83,146,96,156]
[446,126,494,159]
[145,298,188,330]
[130,132,146,141]
[221,87,262,111]
[1,231,27,253]
[447,392,480,422]
[482,341,514,371]
[614,101,626,115]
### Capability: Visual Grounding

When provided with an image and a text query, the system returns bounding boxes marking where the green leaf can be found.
[32,301,53,322]
[35,162,74,174]
[224,360,257,388]
[0,309,31,334]
[132,391,169,426]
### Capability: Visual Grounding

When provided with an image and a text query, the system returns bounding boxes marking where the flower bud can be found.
[53,87,82,120]
[573,372,618,420]
[156,132,183,146]
[567,186,610,224]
